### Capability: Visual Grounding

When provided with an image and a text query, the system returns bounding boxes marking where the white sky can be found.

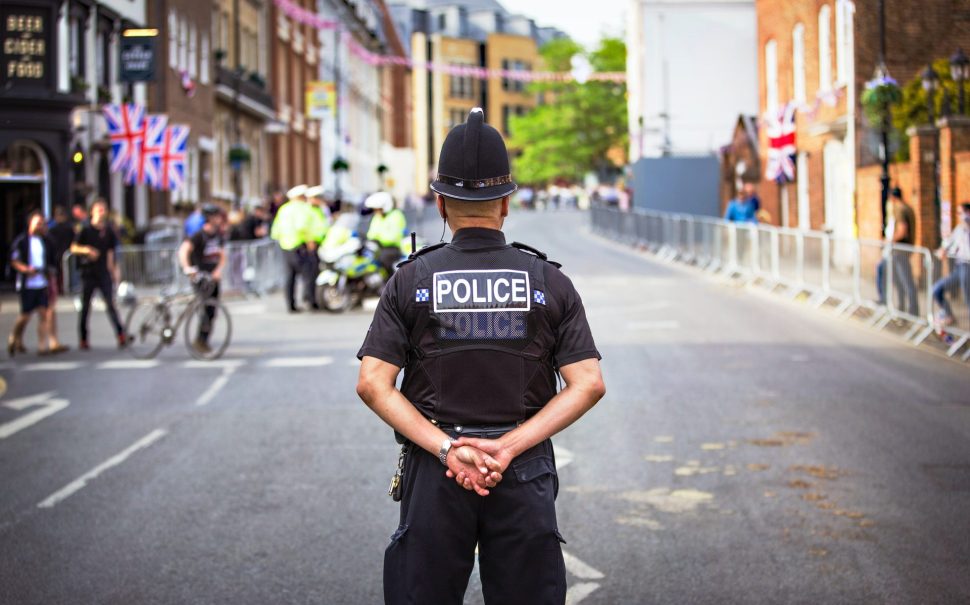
[515,0,629,50]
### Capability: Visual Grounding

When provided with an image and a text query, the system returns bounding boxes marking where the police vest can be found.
[400,242,560,424]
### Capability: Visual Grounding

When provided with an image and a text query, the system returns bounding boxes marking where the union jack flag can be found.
[103,104,145,173]
[154,124,190,191]
[125,114,168,187]
[765,102,797,183]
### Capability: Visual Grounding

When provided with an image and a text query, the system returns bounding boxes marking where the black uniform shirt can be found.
[358,227,600,370]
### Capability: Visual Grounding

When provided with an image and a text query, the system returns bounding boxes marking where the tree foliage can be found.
[507,37,628,185]
[889,57,970,161]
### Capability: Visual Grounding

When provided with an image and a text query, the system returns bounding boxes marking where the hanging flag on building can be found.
[765,102,797,183]
[103,103,145,173]
[306,81,336,119]
[126,113,168,187]
[154,124,189,192]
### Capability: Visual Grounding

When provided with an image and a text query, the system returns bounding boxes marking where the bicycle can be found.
[124,273,232,360]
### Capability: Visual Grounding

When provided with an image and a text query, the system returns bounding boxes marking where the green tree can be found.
[507,37,628,185]
[889,57,970,161]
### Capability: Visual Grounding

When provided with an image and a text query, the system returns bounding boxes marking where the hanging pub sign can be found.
[0,5,54,91]
[119,29,158,83]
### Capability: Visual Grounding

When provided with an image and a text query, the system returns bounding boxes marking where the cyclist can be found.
[178,204,226,354]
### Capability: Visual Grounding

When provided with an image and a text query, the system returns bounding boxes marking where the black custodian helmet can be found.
[430,108,517,202]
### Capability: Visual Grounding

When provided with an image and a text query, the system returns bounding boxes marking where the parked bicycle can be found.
[124,273,232,360]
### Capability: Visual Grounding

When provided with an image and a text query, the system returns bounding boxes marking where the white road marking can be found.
[565,582,600,604]
[264,356,334,368]
[555,445,575,470]
[627,320,680,330]
[2,391,58,410]
[182,359,246,370]
[21,361,84,371]
[562,549,605,580]
[229,304,268,316]
[96,359,161,370]
[195,365,238,407]
[0,392,69,439]
[37,428,167,509]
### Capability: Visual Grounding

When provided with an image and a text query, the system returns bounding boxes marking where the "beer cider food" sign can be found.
[1,7,51,89]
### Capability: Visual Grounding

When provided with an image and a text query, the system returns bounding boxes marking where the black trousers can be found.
[194,281,220,343]
[283,248,316,310]
[384,436,566,605]
[79,272,123,341]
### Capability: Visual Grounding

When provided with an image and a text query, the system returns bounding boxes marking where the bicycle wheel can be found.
[183,298,232,360]
[125,300,169,359]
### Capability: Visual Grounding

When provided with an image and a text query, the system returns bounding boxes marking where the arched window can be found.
[835,0,851,84]
[818,4,832,91]
[765,39,778,111]
[792,24,806,103]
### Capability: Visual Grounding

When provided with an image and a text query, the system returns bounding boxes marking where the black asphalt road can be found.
[0,210,968,604]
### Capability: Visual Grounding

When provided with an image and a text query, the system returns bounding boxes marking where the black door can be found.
[0,182,44,290]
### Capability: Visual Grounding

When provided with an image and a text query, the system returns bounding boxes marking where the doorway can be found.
[0,141,50,289]
[823,138,854,267]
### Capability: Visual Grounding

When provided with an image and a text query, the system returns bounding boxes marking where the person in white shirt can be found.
[8,211,52,356]
[932,202,970,327]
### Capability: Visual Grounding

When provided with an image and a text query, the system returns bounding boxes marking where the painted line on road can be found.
[21,361,85,372]
[566,582,600,605]
[37,428,167,509]
[182,359,246,370]
[96,359,161,370]
[555,445,575,470]
[264,356,334,368]
[627,320,680,330]
[195,366,238,407]
[562,550,605,580]
[0,393,69,439]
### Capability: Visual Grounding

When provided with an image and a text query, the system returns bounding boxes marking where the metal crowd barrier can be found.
[590,206,970,361]
[61,238,284,300]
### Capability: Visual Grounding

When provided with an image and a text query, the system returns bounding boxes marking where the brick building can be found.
[753,0,970,247]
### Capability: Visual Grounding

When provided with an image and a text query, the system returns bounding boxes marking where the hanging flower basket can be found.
[332,157,349,172]
[376,163,389,175]
[228,144,252,169]
[861,75,902,127]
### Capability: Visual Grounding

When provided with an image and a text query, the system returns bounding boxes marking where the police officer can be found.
[364,191,407,276]
[356,108,605,605]
[270,184,319,312]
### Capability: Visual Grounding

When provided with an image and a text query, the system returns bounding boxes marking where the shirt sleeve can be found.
[356,271,411,367]
[546,265,601,368]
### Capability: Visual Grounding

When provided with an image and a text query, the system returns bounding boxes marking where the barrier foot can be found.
[865,308,887,327]
[947,335,969,357]
[833,299,854,316]
[873,313,894,331]
[903,322,925,342]
[910,325,935,346]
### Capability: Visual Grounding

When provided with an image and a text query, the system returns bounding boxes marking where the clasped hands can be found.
[444,438,513,497]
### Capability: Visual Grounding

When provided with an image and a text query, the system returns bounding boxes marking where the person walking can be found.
[876,187,919,316]
[44,206,74,354]
[364,191,407,276]
[71,199,126,349]
[178,205,227,354]
[356,108,606,605]
[932,202,970,329]
[8,211,54,356]
[270,185,318,312]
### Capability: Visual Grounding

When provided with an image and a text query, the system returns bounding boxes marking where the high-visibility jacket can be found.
[307,205,330,243]
[271,200,311,250]
[366,208,406,248]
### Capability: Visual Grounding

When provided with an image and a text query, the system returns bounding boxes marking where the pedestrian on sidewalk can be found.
[179,205,226,355]
[932,202,970,329]
[71,199,126,350]
[356,108,605,605]
[8,211,56,356]
[724,182,760,224]
[876,187,919,316]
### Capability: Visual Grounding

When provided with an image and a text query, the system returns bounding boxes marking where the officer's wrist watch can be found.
[438,439,455,466]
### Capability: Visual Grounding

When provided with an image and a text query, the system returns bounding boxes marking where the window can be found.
[438,14,446,31]
[765,39,778,111]
[189,26,198,78]
[179,17,188,72]
[200,34,210,84]
[449,68,474,99]
[502,60,529,93]
[797,152,810,229]
[818,4,832,91]
[502,105,527,135]
[169,10,178,68]
[69,11,85,78]
[449,108,466,127]
[792,24,806,104]
[835,0,850,84]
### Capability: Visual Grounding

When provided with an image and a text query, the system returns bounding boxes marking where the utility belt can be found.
[388,418,524,501]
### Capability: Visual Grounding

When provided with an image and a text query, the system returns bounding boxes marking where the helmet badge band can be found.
[435,173,513,190]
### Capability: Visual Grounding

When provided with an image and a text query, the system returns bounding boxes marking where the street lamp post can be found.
[951,48,969,114]
[877,0,890,231]
[922,64,941,245]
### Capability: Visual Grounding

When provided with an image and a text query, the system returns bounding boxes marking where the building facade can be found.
[755,0,970,247]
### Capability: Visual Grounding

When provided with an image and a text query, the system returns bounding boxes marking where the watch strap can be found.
[438,438,455,466]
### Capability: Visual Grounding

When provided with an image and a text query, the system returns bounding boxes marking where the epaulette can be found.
[397,241,448,267]
[511,241,562,268]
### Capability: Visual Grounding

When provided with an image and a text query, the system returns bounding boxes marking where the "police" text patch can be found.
[432,270,531,313]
